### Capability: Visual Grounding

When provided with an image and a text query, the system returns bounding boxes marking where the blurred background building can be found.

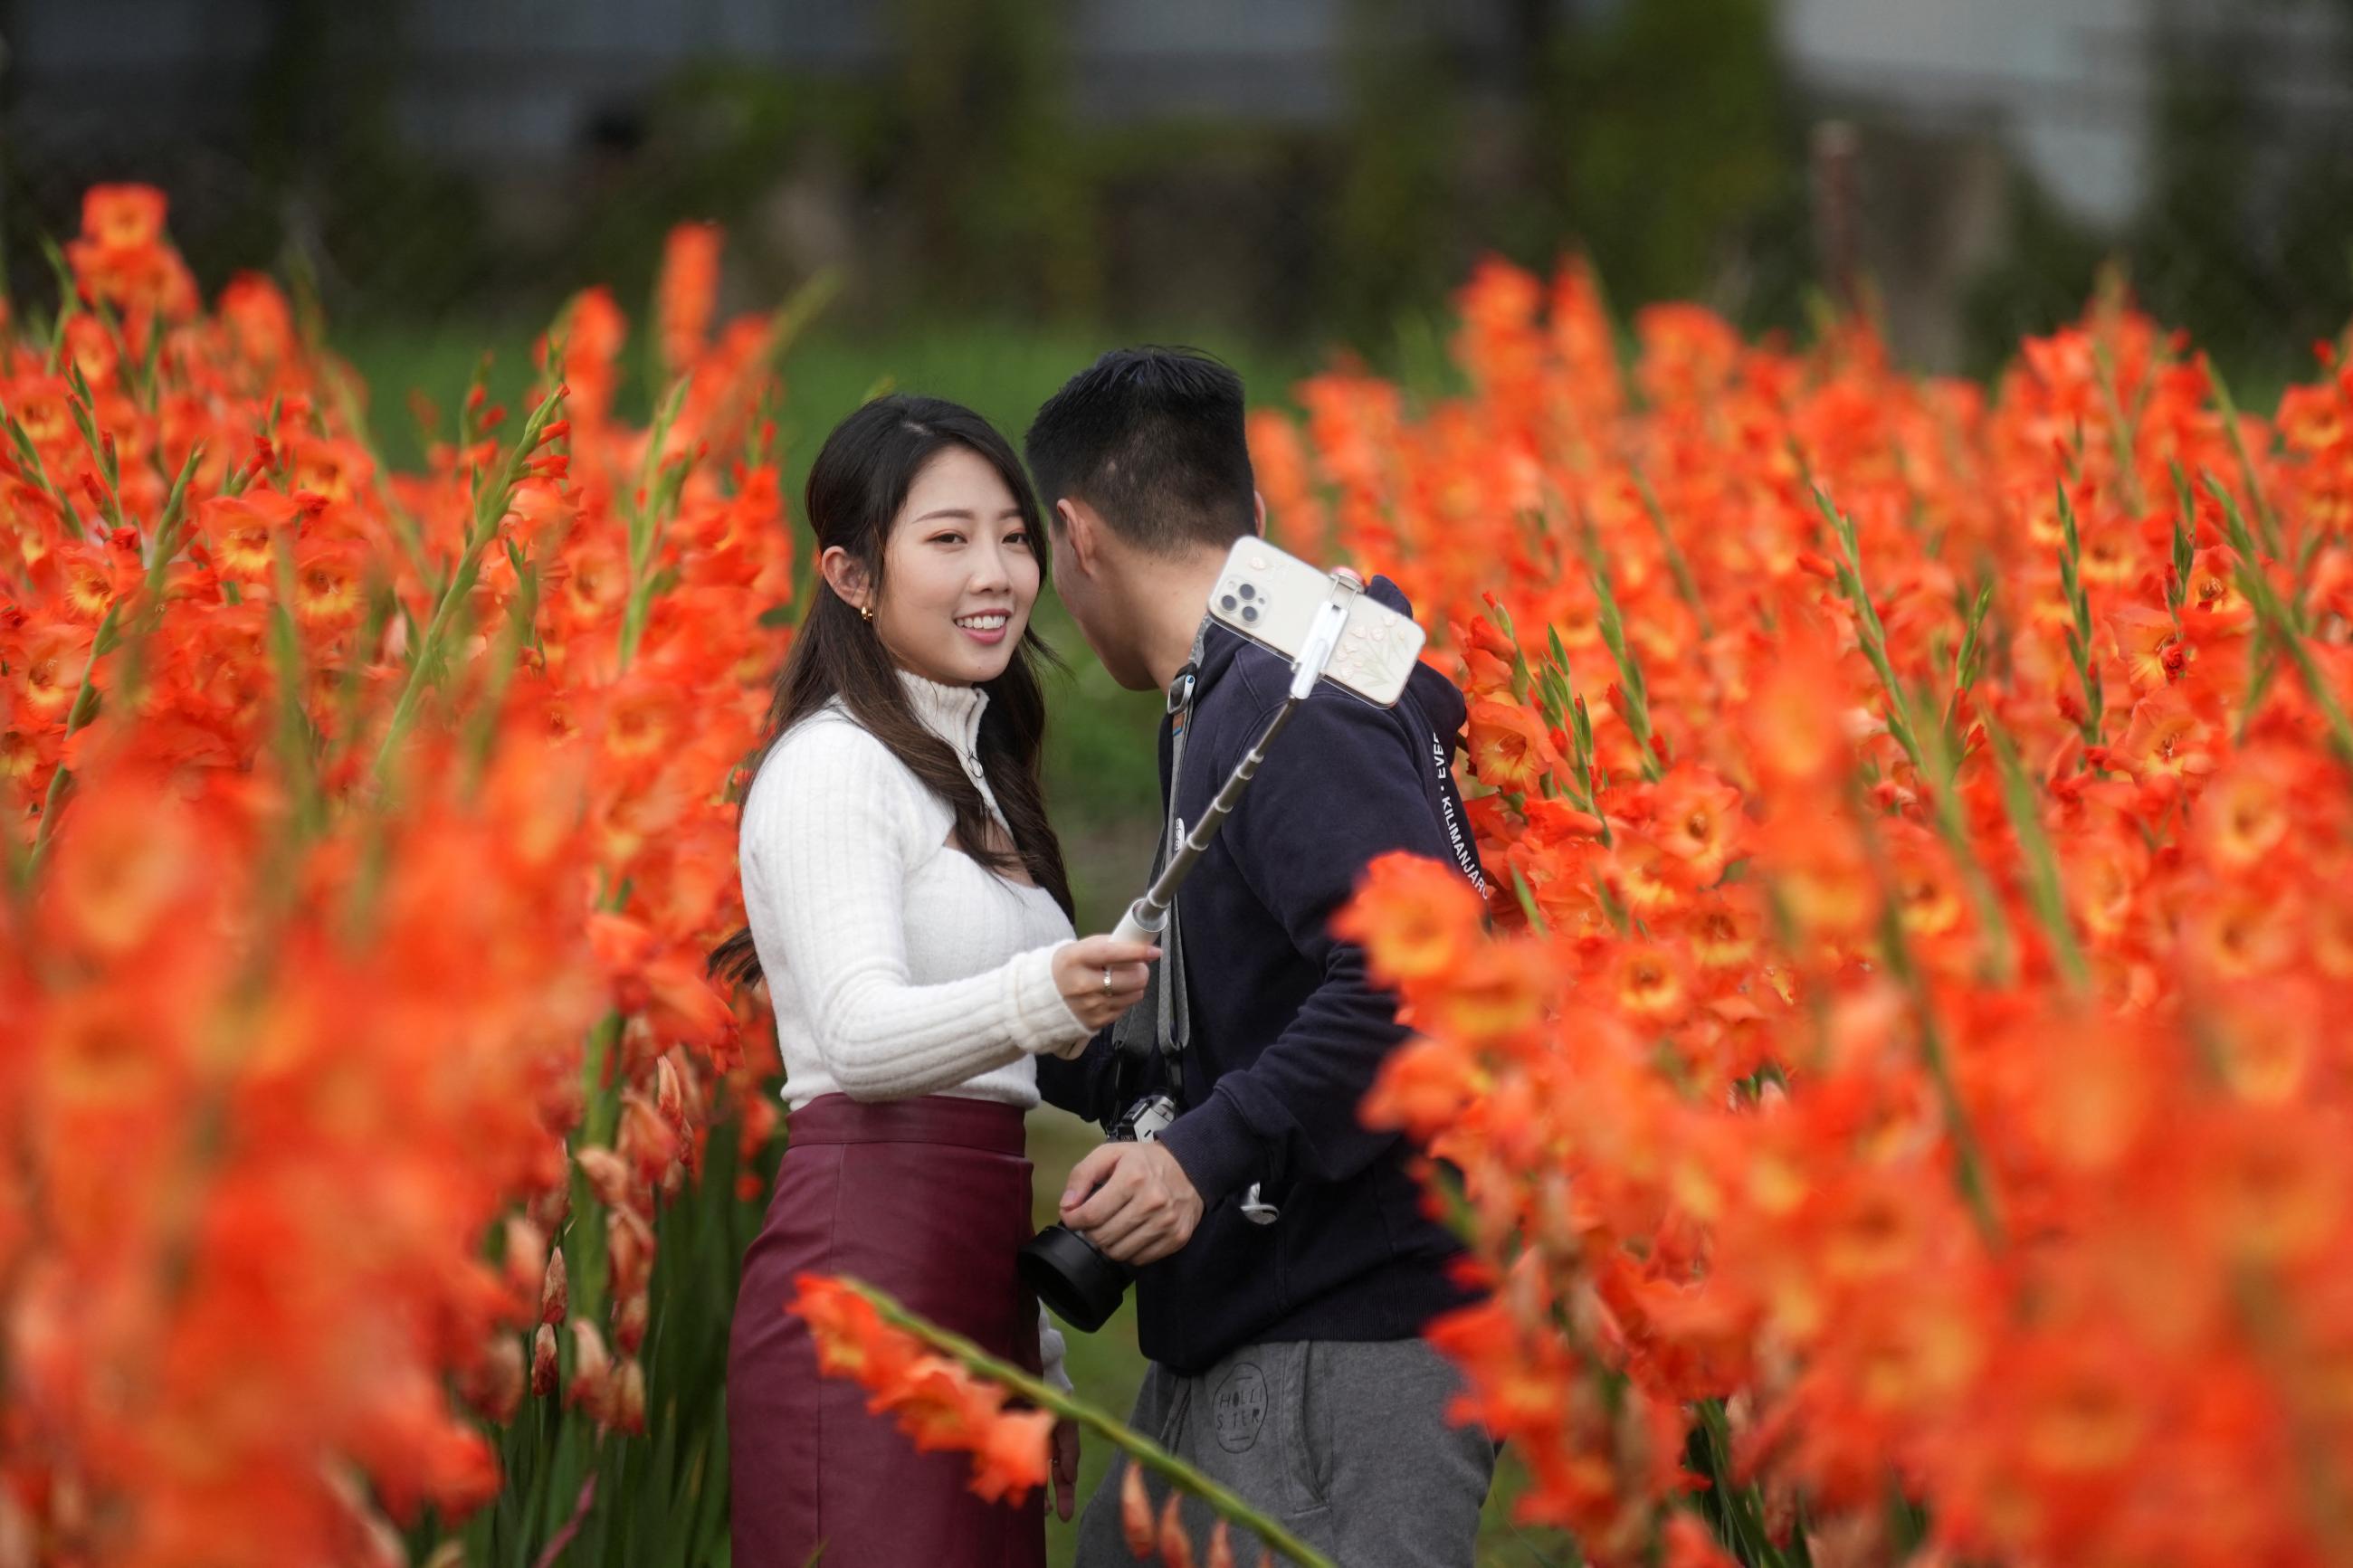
[3,0,2348,389]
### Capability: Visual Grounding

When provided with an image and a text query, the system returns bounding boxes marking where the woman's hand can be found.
[1051,1416,1081,1521]
[1053,934,1159,1031]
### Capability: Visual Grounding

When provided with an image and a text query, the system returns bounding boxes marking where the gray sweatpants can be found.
[1072,1338,1497,1567]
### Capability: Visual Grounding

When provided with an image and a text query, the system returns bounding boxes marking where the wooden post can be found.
[1811,119,1862,317]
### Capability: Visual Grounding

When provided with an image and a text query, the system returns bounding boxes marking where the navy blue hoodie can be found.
[1037,576,1489,1375]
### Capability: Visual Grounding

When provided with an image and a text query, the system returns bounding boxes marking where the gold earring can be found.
[859,603,874,622]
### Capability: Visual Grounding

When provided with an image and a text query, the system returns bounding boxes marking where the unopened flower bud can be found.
[655,1054,684,1126]
[1157,1492,1194,1568]
[506,1216,548,1307]
[677,1050,714,1126]
[1121,1464,1154,1555]
[566,1320,614,1422]
[607,1206,655,1301]
[613,1355,647,1436]
[615,1289,650,1357]
[539,1246,569,1326]
[462,1333,525,1425]
[619,1092,679,1183]
[530,1323,559,1397]
[531,1177,570,1233]
[576,1145,634,1208]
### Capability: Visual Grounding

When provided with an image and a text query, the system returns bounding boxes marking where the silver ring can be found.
[1101,965,1111,994]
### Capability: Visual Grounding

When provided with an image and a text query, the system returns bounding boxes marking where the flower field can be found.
[5,186,2352,1567]
[1278,265,2353,1567]
[3,189,789,1564]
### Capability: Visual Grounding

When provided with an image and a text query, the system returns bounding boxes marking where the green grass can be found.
[332,313,1315,498]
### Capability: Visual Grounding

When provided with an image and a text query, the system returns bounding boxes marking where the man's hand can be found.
[1060,1141,1204,1265]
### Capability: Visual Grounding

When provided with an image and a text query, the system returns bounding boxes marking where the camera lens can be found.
[1220,594,1237,612]
[1019,1223,1132,1334]
[1241,605,1259,622]
[1238,584,1256,600]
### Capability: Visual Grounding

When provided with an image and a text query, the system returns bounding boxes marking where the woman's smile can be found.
[955,609,1012,645]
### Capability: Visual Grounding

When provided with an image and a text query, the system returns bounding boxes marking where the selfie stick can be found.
[1108,579,1359,947]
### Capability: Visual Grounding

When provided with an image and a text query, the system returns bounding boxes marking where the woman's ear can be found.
[1252,489,1267,539]
[818,545,872,614]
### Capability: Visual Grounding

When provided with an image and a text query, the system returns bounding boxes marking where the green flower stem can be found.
[1848,794,2006,1250]
[19,444,203,881]
[2207,365,2285,562]
[1578,531,1662,782]
[1817,486,2016,984]
[2053,485,2106,748]
[320,357,437,592]
[1938,577,1996,759]
[1983,717,2091,992]
[1511,866,1552,936]
[1815,486,1925,769]
[1,404,75,534]
[1630,465,1715,640]
[843,1278,1339,1568]
[24,598,122,871]
[617,380,690,672]
[2087,339,2147,518]
[1694,1398,1788,1568]
[2206,475,2353,773]
[373,383,567,784]
[62,366,127,533]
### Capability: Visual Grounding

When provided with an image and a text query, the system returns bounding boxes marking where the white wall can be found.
[1777,0,2153,226]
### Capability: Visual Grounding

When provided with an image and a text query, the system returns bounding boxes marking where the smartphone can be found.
[1205,537,1427,707]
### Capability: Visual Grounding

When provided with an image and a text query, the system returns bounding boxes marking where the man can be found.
[1026,347,1497,1564]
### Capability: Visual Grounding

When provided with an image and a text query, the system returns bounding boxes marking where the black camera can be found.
[1017,1093,1178,1332]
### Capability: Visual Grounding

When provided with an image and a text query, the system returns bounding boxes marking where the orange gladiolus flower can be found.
[1333,851,1488,982]
[788,1275,1054,1506]
[1467,698,1561,793]
[195,490,307,583]
[657,223,723,375]
[81,184,167,251]
[2115,688,2217,785]
[1647,765,1746,885]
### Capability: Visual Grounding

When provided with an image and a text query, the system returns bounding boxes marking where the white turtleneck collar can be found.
[896,668,998,806]
[897,666,986,752]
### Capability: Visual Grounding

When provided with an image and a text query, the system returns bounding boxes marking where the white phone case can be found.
[1205,537,1427,707]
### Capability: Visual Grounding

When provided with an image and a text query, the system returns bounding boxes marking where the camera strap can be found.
[1108,622,1207,1109]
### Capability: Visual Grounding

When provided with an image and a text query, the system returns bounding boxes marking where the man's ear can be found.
[1251,489,1267,539]
[1055,498,1100,576]
[817,545,872,613]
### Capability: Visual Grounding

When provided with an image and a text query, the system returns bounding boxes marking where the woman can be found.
[714,394,1156,1567]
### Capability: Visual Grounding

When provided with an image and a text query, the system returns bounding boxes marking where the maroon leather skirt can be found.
[728,1093,1046,1568]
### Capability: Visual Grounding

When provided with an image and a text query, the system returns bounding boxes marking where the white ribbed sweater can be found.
[738,669,1086,1389]
[739,673,1092,1106]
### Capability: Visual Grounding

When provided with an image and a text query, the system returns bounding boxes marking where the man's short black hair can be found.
[1024,347,1256,556]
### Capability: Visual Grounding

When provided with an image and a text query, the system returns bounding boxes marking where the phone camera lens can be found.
[1220,594,1238,612]
[1241,605,1259,623]
[1238,584,1256,600]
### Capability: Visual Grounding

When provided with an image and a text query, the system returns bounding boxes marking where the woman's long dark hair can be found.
[708,395,1074,988]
